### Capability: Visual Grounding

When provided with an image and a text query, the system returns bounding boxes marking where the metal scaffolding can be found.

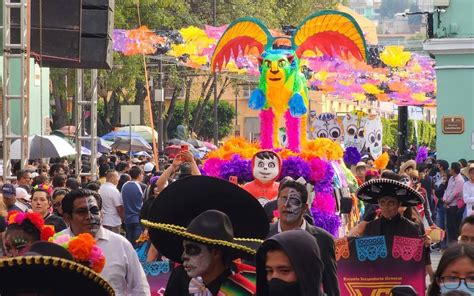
[2,0,30,179]
[74,69,98,180]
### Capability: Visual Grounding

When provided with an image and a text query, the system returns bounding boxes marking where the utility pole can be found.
[212,0,219,146]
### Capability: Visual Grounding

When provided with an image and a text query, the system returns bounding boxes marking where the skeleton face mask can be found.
[278,187,304,224]
[364,115,383,159]
[253,154,280,183]
[343,111,368,152]
[312,113,342,142]
[181,241,213,278]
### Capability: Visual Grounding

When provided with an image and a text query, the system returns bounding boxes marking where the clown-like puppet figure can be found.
[243,151,282,203]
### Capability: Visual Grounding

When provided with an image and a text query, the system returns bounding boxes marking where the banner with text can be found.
[336,235,426,295]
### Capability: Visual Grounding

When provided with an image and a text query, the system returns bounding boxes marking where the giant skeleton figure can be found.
[211,11,367,151]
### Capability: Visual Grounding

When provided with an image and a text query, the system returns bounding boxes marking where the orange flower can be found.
[68,233,95,261]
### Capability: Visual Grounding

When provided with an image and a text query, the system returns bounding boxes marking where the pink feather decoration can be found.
[312,192,336,213]
[285,111,300,152]
[310,157,327,182]
[260,109,274,149]
[202,158,225,178]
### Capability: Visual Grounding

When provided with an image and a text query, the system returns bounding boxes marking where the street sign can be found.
[120,105,141,125]
[442,116,464,134]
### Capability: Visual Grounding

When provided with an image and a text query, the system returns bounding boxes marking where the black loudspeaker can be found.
[398,106,409,155]
[11,0,114,69]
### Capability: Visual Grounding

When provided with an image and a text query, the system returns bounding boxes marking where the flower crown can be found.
[7,211,55,241]
[50,233,106,273]
[32,183,53,196]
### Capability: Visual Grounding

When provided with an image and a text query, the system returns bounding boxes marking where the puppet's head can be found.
[259,49,298,86]
[251,150,282,184]
[364,115,383,159]
[343,110,368,152]
[312,113,342,142]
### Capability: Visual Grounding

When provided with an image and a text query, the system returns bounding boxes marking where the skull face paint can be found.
[278,187,304,224]
[181,241,213,278]
[86,196,102,236]
[343,110,368,152]
[252,153,280,184]
[364,115,383,159]
[70,195,102,237]
[312,113,342,142]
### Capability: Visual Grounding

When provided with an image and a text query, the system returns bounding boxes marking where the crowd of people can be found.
[0,149,473,296]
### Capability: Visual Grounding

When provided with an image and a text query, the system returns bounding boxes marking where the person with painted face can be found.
[256,230,324,296]
[58,189,150,296]
[266,178,339,296]
[243,151,282,202]
[428,243,474,296]
[142,176,269,296]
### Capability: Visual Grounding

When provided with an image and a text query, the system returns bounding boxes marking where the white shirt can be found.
[59,227,150,296]
[277,219,307,233]
[463,181,474,216]
[99,182,123,227]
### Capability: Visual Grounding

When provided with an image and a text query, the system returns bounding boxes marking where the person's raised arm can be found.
[155,157,182,194]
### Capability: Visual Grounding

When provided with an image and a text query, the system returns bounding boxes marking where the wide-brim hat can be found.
[356,178,424,206]
[141,176,269,263]
[462,163,474,177]
[0,256,115,296]
[400,160,416,174]
[355,161,367,169]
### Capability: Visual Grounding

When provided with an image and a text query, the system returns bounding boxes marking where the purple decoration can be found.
[343,147,361,166]
[311,209,341,236]
[279,156,312,181]
[219,154,253,183]
[416,146,429,164]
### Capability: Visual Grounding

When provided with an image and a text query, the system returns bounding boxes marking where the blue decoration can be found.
[249,89,266,110]
[355,236,388,261]
[288,93,307,117]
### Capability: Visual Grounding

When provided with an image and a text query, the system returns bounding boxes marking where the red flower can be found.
[41,226,55,241]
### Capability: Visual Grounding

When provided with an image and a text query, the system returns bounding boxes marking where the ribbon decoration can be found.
[335,237,350,261]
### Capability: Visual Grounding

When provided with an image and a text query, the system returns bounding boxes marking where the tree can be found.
[166,100,235,140]
[379,0,409,19]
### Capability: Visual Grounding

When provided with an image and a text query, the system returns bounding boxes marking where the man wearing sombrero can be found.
[356,178,424,238]
[141,176,269,296]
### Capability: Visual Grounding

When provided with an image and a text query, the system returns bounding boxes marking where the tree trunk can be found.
[192,76,215,133]
[191,75,213,133]
[182,76,194,131]
[195,77,230,135]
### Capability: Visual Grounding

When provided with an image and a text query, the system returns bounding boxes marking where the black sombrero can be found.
[0,256,115,296]
[141,176,269,263]
[356,178,424,206]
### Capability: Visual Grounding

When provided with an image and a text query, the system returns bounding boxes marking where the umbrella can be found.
[10,134,77,159]
[83,138,112,154]
[117,125,158,143]
[101,130,142,142]
[111,136,152,152]
[186,138,204,148]
[166,138,194,147]
[164,145,181,158]
[203,141,218,150]
[134,151,152,158]
[80,146,103,157]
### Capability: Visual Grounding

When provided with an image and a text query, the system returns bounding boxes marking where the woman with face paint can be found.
[428,243,474,295]
[4,211,55,257]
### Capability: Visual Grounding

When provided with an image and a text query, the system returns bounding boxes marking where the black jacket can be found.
[256,230,323,296]
[267,222,340,296]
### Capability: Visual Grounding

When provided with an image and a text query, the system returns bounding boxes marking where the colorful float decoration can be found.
[211,11,367,152]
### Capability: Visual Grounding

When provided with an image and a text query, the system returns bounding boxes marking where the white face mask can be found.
[181,241,213,278]
[253,156,279,183]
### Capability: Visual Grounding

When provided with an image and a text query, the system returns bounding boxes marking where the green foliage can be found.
[381,118,436,150]
[166,100,235,140]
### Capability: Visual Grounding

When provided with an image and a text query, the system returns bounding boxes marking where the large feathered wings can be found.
[211,10,368,72]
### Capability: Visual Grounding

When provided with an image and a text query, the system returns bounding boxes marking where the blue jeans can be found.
[125,223,143,247]
[436,205,448,249]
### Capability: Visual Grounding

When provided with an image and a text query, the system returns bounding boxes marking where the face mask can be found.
[440,282,474,295]
[268,278,301,296]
